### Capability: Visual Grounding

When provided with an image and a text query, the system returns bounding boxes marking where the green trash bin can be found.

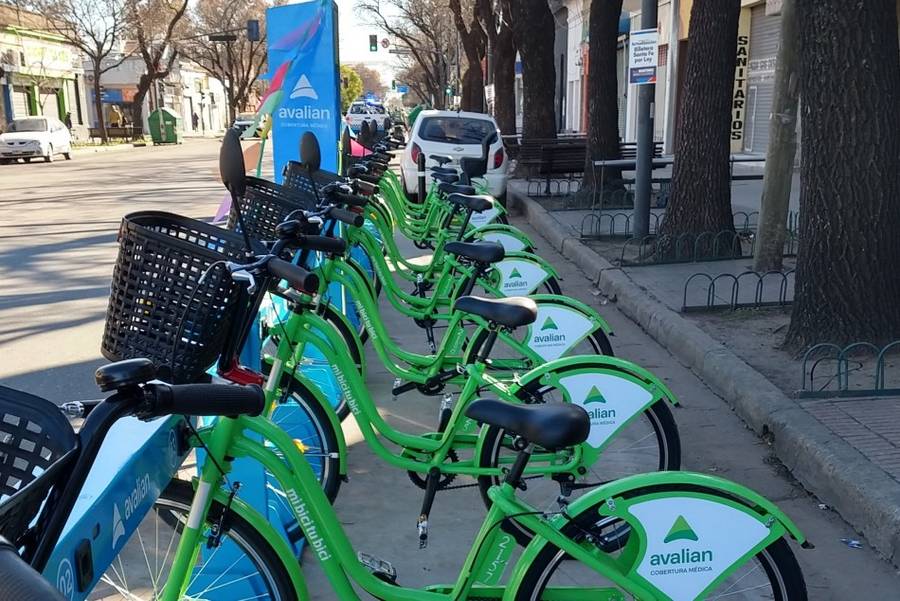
[148,108,183,144]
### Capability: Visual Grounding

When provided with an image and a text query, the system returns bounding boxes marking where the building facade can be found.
[84,50,228,135]
[0,5,88,132]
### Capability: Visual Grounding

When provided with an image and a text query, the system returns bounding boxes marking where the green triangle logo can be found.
[664,515,699,543]
[541,317,558,331]
[510,268,522,279]
[584,385,607,404]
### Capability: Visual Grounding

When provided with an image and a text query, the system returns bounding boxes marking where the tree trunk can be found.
[493,23,516,135]
[131,73,151,141]
[461,63,484,112]
[752,0,798,272]
[658,0,741,251]
[92,66,108,144]
[508,0,556,139]
[580,0,624,199]
[784,0,900,349]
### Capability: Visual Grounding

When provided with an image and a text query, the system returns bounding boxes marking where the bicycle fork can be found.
[160,418,240,601]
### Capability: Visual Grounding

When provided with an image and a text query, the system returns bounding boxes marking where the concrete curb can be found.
[508,185,900,565]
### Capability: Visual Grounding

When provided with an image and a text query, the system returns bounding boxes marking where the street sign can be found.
[628,28,658,85]
[396,85,409,94]
[485,84,495,102]
[388,48,412,55]
[381,38,390,48]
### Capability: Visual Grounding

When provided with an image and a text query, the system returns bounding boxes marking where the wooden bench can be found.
[88,126,134,142]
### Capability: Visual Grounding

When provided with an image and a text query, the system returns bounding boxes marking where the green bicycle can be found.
[139,375,807,600]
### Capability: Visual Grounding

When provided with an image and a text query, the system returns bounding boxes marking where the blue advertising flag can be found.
[266,0,341,181]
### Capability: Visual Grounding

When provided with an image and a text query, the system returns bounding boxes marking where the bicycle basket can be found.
[102,211,251,383]
[227,176,314,242]
[282,161,342,198]
[0,386,77,543]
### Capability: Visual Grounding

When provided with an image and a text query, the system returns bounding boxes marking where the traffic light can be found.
[391,79,396,90]
[369,35,378,52]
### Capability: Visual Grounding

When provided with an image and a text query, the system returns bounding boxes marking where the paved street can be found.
[2,140,899,599]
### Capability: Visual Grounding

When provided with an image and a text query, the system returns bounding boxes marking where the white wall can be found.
[563,0,585,132]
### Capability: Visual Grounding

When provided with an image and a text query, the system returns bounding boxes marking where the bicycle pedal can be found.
[357,551,398,583]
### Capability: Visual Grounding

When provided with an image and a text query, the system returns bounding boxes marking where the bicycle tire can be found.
[91,478,297,600]
[477,369,680,546]
[514,512,806,600]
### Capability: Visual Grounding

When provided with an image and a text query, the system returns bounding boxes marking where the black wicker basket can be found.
[0,386,77,543]
[101,211,251,383]
[227,176,315,242]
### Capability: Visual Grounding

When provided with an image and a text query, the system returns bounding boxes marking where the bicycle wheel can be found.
[90,478,297,600]
[477,365,680,546]
[515,509,807,601]
[278,376,343,502]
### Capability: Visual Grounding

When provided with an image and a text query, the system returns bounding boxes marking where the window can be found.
[9,118,48,132]
[369,105,386,114]
[349,104,367,114]
[418,117,496,145]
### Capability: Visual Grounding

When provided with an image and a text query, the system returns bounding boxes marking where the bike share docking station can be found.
[44,3,348,598]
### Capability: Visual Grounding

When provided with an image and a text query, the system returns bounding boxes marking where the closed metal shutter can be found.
[744,5,779,153]
[40,88,60,120]
[11,86,30,118]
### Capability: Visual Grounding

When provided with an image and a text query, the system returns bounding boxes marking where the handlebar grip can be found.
[334,191,369,208]
[268,257,319,292]
[298,235,347,255]
[327,207,364,227]
[357,173,381,185]
[146,383,265,418]
[353,179,379,196]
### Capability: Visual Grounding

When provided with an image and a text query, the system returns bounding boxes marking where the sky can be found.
[334,0,398,81]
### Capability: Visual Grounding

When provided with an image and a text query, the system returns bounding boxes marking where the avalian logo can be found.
[664,515,699,543]
[649,515,712,568]
[112,503,125,549]
[540,316,558,331]
[289,74,318,99]
[584,385,607,404]
[509,268,522,279]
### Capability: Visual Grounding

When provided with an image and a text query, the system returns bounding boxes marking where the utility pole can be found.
[753,0,798,272]
[633,0,658,238]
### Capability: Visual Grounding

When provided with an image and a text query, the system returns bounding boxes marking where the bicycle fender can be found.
[528,293,614,335]
[506,471,805,601]
[513,355,679,407]
[208,484,312,600]
[493,253,560,296]
[464,224,536,252]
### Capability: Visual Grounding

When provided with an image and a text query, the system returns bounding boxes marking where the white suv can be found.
[400,110,508,199]
[344,101,389,133]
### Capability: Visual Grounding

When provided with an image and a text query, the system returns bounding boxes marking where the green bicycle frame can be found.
[162,411,804,601]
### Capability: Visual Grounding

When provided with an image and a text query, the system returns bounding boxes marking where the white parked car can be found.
[344,101,389,133]
[400,110,508,199]
[0,117,72,163]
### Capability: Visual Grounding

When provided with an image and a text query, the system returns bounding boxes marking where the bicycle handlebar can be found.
[293,235,347,255]
[267,257,319,292]
[0,538,66,600]
[327,206,364,227]
[143,383,265,419]
[353,179,378,196]
[332,191,369,208]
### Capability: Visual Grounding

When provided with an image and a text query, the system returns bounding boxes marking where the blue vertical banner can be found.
[266,0,341,181]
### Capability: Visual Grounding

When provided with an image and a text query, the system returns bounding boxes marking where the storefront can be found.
[743,3,781,153]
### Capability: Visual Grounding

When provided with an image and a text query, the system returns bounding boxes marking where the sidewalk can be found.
[508,179,900,568]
